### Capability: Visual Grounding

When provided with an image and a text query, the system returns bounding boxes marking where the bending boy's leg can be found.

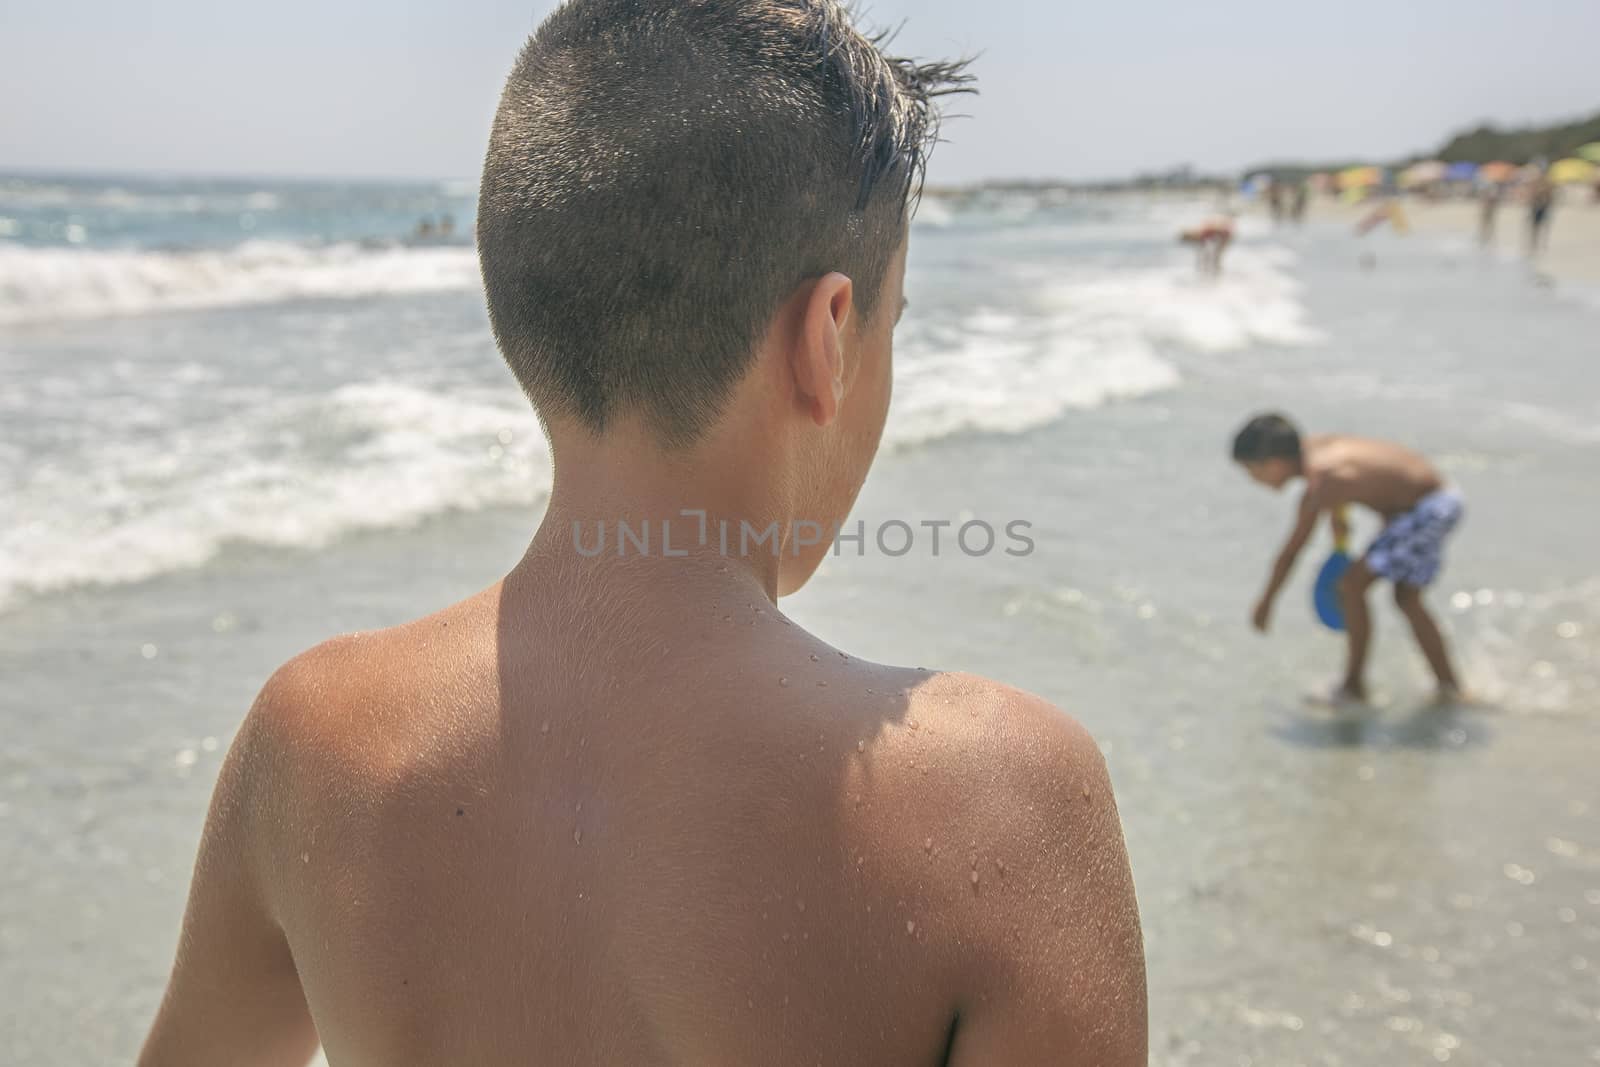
[1339,561,1378,697]
[1393,583,1461,693]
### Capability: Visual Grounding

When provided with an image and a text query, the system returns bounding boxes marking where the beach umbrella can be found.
[1548,158,1598,185]
[1337,166,1383,191]
[1477,161,1518,184]
[1399,161,1446,187]
[1576,143,1600,164]
[1445,162,1479,182]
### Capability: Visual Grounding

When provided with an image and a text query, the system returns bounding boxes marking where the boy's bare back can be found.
[145,554,1145,1065]
[1302,434,1443,518]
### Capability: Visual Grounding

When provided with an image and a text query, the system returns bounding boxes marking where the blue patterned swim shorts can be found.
[1365,489,1464,587]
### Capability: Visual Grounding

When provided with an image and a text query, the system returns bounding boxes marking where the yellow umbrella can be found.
[1576,143,1600,164]
[1548,158,1598,185]
[1337,166,1383,191]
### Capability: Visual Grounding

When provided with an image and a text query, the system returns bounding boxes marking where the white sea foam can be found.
[0,382,547,610]
[0,182,282,213]
[0,240,481,324]
[0,216,1322,605]
[887,244,1319,447]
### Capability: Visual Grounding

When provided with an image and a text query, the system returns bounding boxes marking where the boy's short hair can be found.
[477,0,970,447]
[1232,413,1302,463]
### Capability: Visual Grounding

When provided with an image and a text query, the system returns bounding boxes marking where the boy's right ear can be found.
[790,273,854,429]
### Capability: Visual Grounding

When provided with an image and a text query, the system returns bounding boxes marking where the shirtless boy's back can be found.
[140,4,1147,1064]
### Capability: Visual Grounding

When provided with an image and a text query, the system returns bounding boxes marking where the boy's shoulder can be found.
[236,597,500,785]
[853,669,1120,877]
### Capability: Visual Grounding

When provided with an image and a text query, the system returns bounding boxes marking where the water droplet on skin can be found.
[924,838,933,853]
[809,654,820,662]
[857,740,865,753]
[817,681,829,688]
[908,719,919,731]
[722,615,732,623]
[779,677,790,688]
[301,852,310,864]
[796,898,806,913]
[971,870,981,886]
[573,829,583,846]
[865,688,874,695]
[906,920,916,936]
[995,859,1007,876]
[781,932,791,943]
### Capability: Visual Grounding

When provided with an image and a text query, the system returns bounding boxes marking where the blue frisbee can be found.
[1313,550,1351,631]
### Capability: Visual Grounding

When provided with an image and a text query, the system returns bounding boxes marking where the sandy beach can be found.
[1319,191,1600,292]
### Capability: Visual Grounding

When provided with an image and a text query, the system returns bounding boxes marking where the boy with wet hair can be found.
[141,3,1147,1065]
[1235,412,1466,704]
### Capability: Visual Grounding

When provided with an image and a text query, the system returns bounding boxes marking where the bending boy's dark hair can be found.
[478,0,973,447]
[1232,413,1302,463]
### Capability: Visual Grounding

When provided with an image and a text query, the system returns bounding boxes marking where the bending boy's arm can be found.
[1259,490,1321,606]
[140,677,319,1067]
[950,694,1147,1065]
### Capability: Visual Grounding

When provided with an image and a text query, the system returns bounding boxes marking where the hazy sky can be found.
[3,0,1596,184]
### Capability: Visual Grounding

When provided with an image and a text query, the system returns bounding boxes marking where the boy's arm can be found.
[1253,490,1321,632]
[140,678,319,1067]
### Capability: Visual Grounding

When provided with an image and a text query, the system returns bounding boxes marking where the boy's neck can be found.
[520,420,794,604]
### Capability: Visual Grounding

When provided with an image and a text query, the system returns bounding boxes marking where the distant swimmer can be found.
[1478,185,1502,247]
[1354,198,1408,236]
[1179,216,1234,276]
[1289,182,1309,225]
[1527,174,1555,256]
[1266,180,1286,225]
[1233,413,1467,707]
[414,216,437,240]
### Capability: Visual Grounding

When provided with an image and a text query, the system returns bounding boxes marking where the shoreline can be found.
[1313,193,1600,293]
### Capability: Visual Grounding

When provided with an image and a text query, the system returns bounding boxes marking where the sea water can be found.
[2,173,1597,1064]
